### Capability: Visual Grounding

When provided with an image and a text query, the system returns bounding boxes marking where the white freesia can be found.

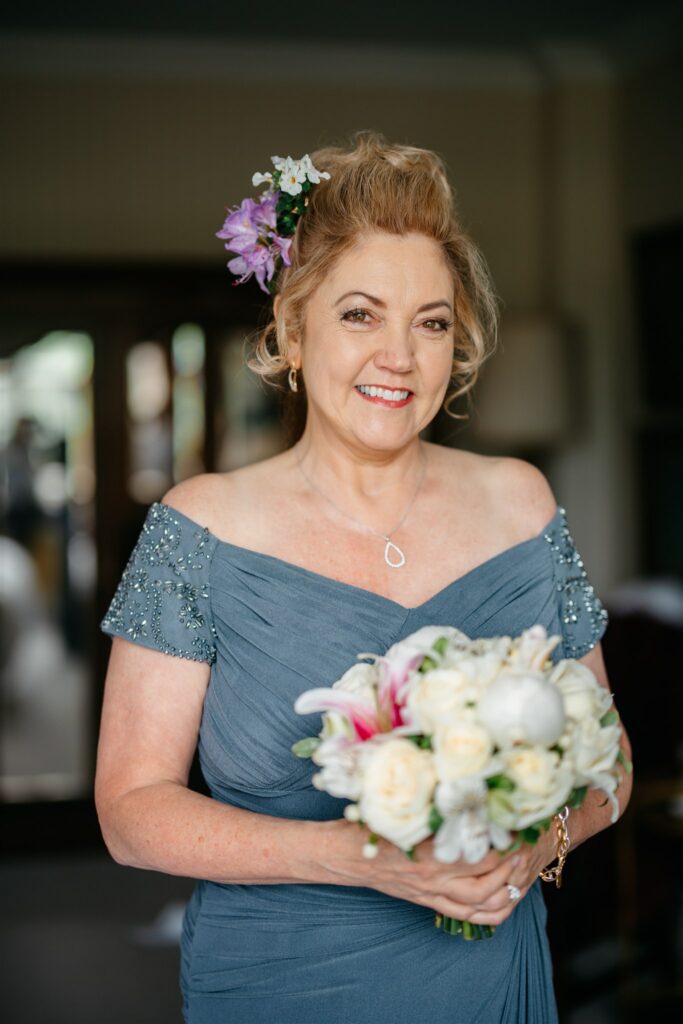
[477,670,566,747]
[358,738,436,851]
[549,659,612,723]
[433,777,510,863]
[504,746,574,829]
[432,721,495,782]
[404,668,479,732]
[511,625,562,671]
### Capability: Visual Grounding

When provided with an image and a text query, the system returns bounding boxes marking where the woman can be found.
[96,131,632,1023]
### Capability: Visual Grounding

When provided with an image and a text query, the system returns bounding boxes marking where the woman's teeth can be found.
[356,385,410,401]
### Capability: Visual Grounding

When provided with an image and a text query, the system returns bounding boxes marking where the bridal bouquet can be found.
[292,625,628,940]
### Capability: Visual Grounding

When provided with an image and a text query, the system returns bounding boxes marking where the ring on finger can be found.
[507,883,521,903]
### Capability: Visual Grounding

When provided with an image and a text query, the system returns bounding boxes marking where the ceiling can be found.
[1,0,681,61]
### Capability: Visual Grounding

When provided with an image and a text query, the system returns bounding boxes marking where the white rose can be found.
[358,737,436,851]
[477,670,566,748]
[404,668,477,732]
[549,659,612,723]
[432,721,495,782]
[504,746,574,829]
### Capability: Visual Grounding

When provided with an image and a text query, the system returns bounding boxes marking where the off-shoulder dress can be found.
[101,500,609,1024]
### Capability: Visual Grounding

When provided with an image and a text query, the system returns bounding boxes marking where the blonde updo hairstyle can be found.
[247,130,499,431]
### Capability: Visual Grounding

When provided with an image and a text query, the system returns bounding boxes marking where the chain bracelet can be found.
[539,806,570,889]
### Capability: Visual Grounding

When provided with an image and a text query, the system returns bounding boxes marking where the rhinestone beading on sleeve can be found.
[101,502,218,664]
[543,506,609,660]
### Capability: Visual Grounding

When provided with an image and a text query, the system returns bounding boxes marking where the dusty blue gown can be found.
[101,499,609,1024]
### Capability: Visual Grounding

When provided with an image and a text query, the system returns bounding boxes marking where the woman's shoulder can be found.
[160,454,291,542]
[432,445,559,540]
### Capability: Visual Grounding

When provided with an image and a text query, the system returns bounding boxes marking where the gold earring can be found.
[288,364,298,392]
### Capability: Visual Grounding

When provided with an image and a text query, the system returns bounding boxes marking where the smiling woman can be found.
[96,130,631,1024]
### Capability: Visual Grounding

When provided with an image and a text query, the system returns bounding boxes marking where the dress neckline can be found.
[154,501,564,615]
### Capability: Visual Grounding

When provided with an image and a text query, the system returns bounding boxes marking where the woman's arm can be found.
[95,636,526,925]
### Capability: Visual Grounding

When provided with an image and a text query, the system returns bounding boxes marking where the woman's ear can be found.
[273,294,281,318]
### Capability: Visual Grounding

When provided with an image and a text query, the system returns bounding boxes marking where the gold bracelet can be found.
[539,806,570,889]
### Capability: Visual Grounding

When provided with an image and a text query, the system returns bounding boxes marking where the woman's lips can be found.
[354,386,414,408]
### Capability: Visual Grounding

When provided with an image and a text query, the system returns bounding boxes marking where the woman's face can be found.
[291,231,455,455]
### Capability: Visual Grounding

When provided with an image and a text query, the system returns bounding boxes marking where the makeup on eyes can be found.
[340,306,453,333]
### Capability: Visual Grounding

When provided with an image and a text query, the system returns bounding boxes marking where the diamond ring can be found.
[507,884,521,903]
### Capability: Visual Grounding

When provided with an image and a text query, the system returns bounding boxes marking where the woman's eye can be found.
[340,308,372,324]
[423,318,453,333]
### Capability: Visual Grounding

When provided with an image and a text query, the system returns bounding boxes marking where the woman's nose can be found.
[373,322,415,372]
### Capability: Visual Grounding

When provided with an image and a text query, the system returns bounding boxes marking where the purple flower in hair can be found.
[217,153,330,294]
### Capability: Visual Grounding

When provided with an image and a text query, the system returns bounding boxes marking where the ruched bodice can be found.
[101,499,609,1023]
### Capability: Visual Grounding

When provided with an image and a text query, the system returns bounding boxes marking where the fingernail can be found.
[512,855,522,867]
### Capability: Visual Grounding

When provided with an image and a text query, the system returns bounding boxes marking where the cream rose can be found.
[432,721,494,782]
[504,746,573,829]
[477,670,566,748]
[358,737,436,850]
[404,668,478,732]
[549,659,612,723]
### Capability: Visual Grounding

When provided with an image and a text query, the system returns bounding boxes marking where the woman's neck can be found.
[291,427,427,506]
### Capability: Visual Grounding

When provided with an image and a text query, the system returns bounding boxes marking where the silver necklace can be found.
[294,444,427,569]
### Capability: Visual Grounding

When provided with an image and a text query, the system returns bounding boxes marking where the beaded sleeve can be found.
[543,506,609,660]
[100,502,218,664]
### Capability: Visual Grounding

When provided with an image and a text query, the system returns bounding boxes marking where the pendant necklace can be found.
[294,443,427,569]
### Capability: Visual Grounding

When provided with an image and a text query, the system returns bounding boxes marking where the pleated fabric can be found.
[102,500,609,1024]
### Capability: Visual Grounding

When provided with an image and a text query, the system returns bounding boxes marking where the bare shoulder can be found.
[161,453,291,540]
[431,445,558,539]
[490,455,559,534]
[161,473,235,532]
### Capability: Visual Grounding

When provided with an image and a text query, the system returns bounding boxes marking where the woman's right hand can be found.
[339,827,531,927]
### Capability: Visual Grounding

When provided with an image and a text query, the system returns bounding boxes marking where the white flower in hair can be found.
[251,171,274,187]
[300,153,331,184]
[278,156,309,196]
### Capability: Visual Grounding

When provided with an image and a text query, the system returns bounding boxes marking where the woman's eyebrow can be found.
[334,290,453,314]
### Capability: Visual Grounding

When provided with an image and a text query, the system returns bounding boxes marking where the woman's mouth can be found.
[354,384,414,408]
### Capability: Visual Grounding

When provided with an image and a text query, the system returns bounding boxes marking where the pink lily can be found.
[294,688,380,741]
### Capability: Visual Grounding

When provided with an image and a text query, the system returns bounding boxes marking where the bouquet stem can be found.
[434,914,495,940]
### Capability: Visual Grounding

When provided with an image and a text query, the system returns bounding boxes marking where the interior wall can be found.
[0,75,544,307]
[2,40,679,594]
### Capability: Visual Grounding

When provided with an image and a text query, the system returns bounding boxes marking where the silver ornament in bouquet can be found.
[292,624,629,940]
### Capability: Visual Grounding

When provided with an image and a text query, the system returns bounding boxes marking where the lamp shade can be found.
[473,313,571,448]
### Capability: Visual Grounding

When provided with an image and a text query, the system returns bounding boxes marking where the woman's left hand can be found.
[468,827,558,925]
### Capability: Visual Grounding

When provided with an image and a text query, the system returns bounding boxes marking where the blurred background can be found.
[0,2,681,1022]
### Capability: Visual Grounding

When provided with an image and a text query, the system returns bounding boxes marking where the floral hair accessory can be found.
[216,154,331,296]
